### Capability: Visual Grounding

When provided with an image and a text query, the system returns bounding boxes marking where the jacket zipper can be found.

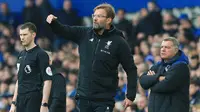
[92,39,100,66]
[89,39,100,97]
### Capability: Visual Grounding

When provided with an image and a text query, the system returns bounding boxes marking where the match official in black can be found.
[9,22,52,112]
[45,51,66,112]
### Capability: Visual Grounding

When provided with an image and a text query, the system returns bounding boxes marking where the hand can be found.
[159,76,165,81]
[40,106,49,112]
[123,98,133,110]
[46,14,57,24]
[9,105,16,112]
[147,70,155,76]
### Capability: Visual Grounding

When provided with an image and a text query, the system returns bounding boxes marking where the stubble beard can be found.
[22,40,33,48]
[93,23,105,31]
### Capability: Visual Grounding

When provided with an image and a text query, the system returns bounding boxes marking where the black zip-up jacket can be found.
[49,72,66,110]
[17,45,52,95]
[49,20,137,101]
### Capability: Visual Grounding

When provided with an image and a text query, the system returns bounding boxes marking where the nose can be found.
[161,47,165,52]
[93,17,98,22]
[20,36,24,41]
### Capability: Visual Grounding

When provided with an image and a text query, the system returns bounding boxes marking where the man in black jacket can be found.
[139,37,190,112]
[46,3,137,112]
[45,51,66,112]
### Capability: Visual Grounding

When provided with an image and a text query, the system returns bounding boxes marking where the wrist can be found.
[11,101,17,106]
[41,102,48,107]
[126,95,134,102]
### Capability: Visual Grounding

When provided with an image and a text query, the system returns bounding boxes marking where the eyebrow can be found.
[19,33,28,35]
[161,45,173,47]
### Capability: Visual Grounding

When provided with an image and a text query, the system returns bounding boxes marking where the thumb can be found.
[52,15,57,20]
[123,100,128,109]
[123,100,126,106]
[54,16,57,19]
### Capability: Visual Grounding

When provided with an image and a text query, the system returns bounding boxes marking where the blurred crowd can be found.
[0,0,200,112]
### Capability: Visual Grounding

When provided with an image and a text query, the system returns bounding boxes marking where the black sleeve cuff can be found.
[126,95,135,101]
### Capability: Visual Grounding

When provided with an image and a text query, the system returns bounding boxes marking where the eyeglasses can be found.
[92,14,107,18]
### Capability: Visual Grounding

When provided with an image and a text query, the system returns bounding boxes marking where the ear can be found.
[175,47,179,54]
[32,32,36,38]
[106,18,112,24]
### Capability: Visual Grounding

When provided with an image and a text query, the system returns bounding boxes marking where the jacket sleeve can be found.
[139,64,160,90]
[37,51,52,81]
[48,20,87,44]
[139,73,159,90]
[118,38,137,101]
[151,63,189,93]
[52,73,66,99]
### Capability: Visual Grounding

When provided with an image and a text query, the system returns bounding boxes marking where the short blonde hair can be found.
[93,3,115,19]
[163,37,180,49]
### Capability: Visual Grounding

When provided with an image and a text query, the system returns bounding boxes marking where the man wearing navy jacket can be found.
[140,37,190,112]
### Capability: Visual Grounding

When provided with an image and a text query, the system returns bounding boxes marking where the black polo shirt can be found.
[17,45,52,94]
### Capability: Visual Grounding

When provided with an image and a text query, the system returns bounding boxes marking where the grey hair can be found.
[163,37,180,49]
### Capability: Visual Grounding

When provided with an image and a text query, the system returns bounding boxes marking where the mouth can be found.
[93,23,98,27]
[161,52,166,55]
[21,40,24,42]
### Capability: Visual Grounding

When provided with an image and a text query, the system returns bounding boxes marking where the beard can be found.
[93,22,105,31]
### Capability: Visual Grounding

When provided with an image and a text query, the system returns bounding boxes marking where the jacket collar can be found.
[92,25,124,38]
[161,50,189,65]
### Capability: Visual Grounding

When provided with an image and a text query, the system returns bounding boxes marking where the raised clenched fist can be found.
[46,14,57,24]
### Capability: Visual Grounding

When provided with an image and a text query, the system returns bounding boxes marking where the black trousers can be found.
[49,99,66,112]
[77,98,115,112]
[17,92,42,112]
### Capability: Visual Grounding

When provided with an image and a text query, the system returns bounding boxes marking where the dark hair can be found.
[190,78,200,86]
[191,55,199,60]
[118,8,126,13]
[93,3,115,19]
[148,1,157,5]
[183,28,194,41]
[20,22,37,33]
